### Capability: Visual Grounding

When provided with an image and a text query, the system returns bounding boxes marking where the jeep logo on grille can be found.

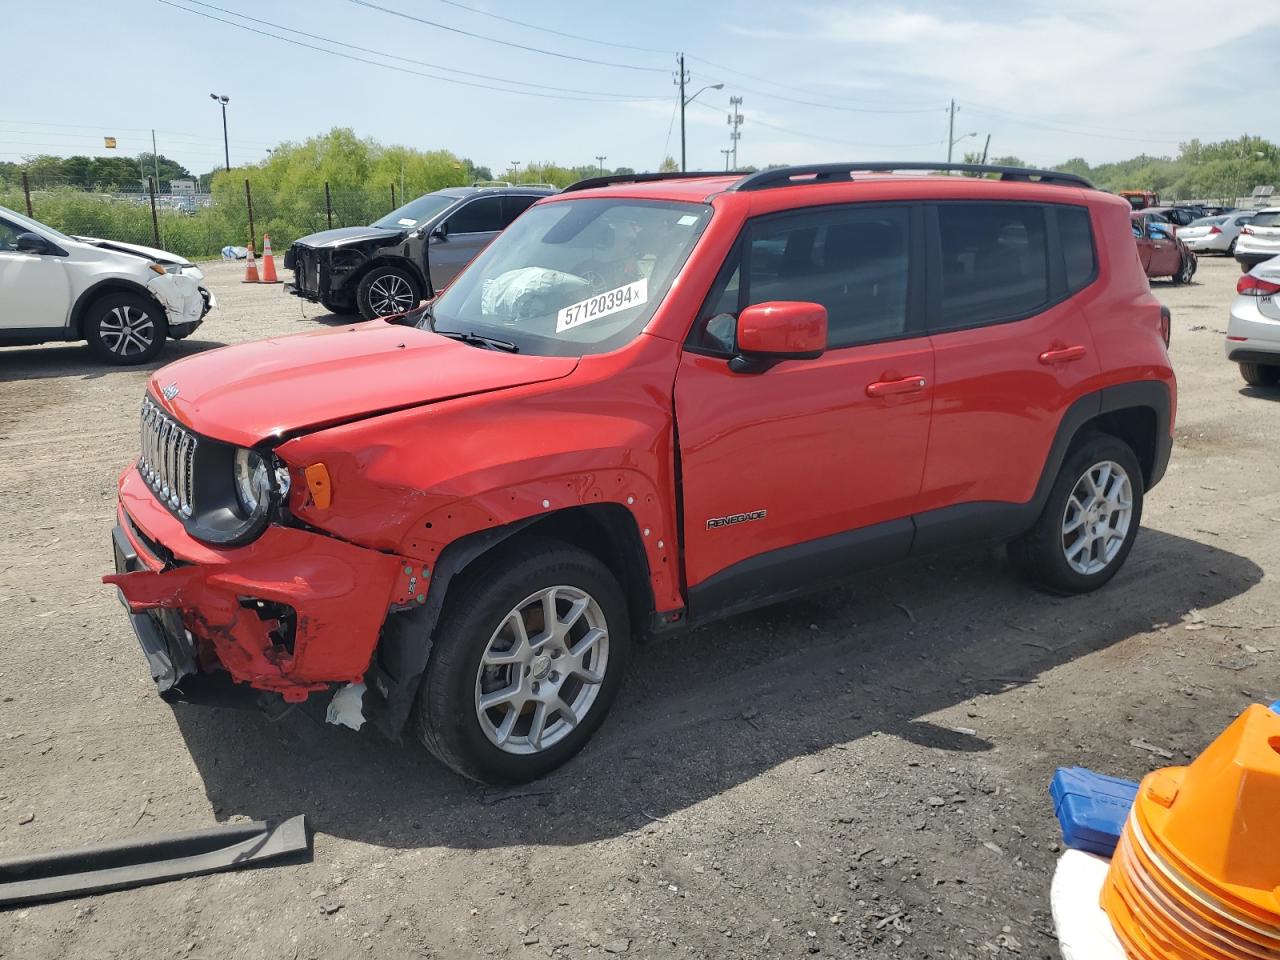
[706,509,767,529]
[161,382,180,401]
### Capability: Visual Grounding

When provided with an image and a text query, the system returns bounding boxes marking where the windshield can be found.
[371,193,457,230]
[1250,211,1280,228]
[427,198,712,357]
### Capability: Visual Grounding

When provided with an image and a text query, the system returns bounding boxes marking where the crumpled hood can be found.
[75,236,191,265]
[292,225,404,248]
[149,321,578,447]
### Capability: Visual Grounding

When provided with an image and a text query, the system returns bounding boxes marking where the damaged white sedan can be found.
[0,204,215,364]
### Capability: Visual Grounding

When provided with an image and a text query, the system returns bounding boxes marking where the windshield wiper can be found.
[434,330,520,353]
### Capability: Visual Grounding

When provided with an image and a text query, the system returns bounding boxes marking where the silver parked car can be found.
[1178,212,1254,256]
[1226,254,1280,387]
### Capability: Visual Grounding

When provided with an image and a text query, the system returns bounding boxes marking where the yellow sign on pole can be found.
[104,136,117,149]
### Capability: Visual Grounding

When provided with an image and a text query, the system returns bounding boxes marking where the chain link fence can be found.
[0,172,446,261]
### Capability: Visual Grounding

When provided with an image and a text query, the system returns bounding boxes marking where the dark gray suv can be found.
[284,184,556,319]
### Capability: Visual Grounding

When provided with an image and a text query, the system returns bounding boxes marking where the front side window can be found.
[427,198,711,357]
[0,218,22,251]
[695,205,911,351]
[446,197,504,234]
[936,203,1048,330]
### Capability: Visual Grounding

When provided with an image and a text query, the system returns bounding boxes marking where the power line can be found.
[686,55,937,112]
[176,0,658,100]
[155,0,667,102]
[962,107,1187,146]
[688,72,939,116]
[345,0,668,73]
[430,0,671,55]
[690,101,942,150]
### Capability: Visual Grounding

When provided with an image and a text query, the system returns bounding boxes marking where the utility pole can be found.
[209,94,230,170]
[677,53,688,172]
[151,129,161,192]
[595,155,607,175]
[674,55,724,173]
[946,99,956,163]
[728,96,744,170]
[980,133,991,164]
[721,148,732,171]
[511,161,521,182]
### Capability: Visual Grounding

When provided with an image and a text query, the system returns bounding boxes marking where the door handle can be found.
[1038,345,1087,365]
[866,375,928,398]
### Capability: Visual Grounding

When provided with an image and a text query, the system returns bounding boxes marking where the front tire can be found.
[1008,433,1144,595]
[85,291,168,364]
[356,265,421,319]
[1240,362,1280,387]
[415,539,630,784]
[1172,255,1194,285]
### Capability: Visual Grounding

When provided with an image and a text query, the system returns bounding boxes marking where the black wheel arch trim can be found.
[364,504,656,739]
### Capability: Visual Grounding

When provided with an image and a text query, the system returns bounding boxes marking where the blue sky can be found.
[5,0,1278,176]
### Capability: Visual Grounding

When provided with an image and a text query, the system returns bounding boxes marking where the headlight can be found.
[233,448,272,515]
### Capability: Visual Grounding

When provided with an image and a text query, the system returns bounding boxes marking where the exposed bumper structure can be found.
[104,467,417,704]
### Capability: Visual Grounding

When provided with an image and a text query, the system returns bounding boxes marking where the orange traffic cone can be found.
[1101,704,1280,959]
[242,241,259,284]
[260,234,281,284]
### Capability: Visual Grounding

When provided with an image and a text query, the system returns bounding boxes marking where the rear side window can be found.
[1059,206,1096,293]
[502,195,539,227]
[1250,212,1280,228]
[936,203,1048,330]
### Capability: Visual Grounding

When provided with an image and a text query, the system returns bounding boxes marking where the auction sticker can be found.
[556,278,648,333]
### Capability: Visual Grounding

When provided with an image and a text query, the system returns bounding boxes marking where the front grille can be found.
[139,396,198,518]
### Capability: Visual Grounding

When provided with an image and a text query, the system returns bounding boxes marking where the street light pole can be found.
[675,54,725,173]
[595,155,607,175]
[721,148,732,171]
[209,94,230,170]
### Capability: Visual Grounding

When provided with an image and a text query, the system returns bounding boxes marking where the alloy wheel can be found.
[474,585,610,755]
[1061,460,1133,576]
[367,273,415,315]
[99,305,156,357]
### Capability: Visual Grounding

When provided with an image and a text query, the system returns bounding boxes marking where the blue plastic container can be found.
[1049,767,1139,857]
[1269,699,1280,716]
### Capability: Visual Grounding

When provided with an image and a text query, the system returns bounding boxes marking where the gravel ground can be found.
[1,255,1277,959]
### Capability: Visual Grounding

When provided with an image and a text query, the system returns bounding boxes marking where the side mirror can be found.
[430,222,448,241]
[730,301,827,373]
[14,232,50,254]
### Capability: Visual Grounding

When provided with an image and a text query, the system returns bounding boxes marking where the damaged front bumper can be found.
[104,468,420,710]
[147,271,215,338]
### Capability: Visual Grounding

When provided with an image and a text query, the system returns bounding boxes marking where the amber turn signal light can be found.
[303,463,332,509]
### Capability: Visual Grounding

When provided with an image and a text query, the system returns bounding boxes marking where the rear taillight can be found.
[1237,274,1280,296]
[1209,225,1223,235]
[1159,306,1171,347]
[1242,226,1255,235]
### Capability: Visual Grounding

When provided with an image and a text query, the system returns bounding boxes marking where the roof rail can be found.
[472,180,513,188]
[729,162,1094,192]
[516,182,560,191]
[561,171,731,194]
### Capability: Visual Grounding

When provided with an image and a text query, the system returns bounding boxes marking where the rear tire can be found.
[1239,362,1280,388]
[1227,238,1237,256]
[356,265,422,320]
[1172,255,1194,285]
[1008,433,1144,595]
[414,538,630,784]
[84,291,168,365]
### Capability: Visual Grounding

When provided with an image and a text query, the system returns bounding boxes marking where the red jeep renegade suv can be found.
[107,163,1175,783]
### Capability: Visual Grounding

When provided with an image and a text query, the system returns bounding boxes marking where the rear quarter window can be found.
[1059,206,1096,293]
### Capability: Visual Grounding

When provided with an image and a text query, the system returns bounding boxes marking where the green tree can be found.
[659,156,679,173]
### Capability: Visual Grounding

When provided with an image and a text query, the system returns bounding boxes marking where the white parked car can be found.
[1178,212,1254,256]
[1234,207,1280,274]
[0,205,214,364]
[1226,254,1280,387]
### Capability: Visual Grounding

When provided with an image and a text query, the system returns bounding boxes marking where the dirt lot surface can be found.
[1,256,1277,959]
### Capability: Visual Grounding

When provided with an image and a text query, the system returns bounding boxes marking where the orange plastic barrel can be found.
[1101,705,1280,959]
